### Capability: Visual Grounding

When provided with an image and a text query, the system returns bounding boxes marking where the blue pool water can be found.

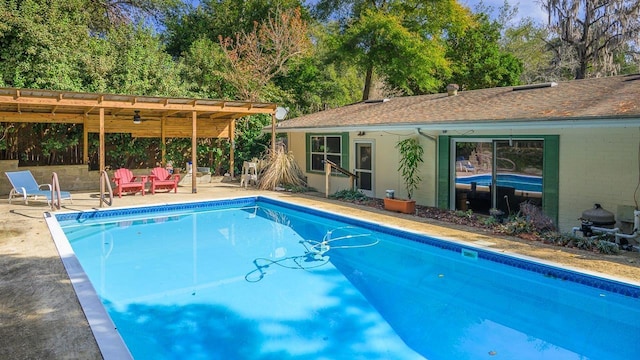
[456,173,542,192]
[51,197,640,359]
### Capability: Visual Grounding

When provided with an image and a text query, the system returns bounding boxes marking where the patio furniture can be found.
[240,161,258,188]
[456,159,476,173]
[112,168,146,197]
[5,170,72,205]
[149,167,180,194]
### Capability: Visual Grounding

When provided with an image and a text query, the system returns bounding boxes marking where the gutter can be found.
[267,116,640,133]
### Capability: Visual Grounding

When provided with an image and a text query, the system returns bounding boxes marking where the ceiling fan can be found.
[133,110,142,124]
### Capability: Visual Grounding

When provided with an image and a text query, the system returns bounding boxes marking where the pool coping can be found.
[44,212,133,360]
[44,195,640,359]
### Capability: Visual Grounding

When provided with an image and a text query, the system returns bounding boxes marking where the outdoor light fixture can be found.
[133,110,141,124]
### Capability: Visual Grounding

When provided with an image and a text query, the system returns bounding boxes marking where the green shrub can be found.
[500,217,535,235]
[596,240,620,255]
[330,189,369,201]
[575,236,595,250]
[541,232,575,246]
[454,209,473,219]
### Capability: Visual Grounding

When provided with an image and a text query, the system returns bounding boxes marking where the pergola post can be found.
[83,114,89,165]
[271,112,276,155]
[99,107,105,172]
[191,110,197,193]
[161,115,166,165]
[229,118,235,179]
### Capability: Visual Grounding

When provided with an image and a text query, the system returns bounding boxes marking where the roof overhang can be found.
[272,115,640,134]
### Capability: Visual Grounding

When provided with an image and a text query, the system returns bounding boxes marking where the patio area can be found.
[1,179,639,359]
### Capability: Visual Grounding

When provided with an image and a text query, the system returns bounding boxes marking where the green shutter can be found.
[437,135,451,209]
[305,133,311,173]
[341,132,350,170]
[542,135,559,225]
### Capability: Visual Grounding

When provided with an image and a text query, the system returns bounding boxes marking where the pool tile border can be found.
[54,196,640,299]
[260,197,640,299]
[55,197,256,222]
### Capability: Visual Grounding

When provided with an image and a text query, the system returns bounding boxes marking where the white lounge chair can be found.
[5,170,72,205]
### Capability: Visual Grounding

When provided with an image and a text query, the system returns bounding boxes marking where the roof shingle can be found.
[276,75,640,130]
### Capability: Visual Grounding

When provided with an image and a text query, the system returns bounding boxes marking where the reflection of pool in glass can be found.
[456,173,542,193]
[47,197,640,359]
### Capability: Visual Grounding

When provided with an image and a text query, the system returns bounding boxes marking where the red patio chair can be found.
[149,167,180,194]
[112,168,147,198]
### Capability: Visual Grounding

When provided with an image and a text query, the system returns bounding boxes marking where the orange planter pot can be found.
[383,197,416,214]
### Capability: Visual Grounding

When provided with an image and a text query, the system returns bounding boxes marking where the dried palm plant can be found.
[258,144,307,190]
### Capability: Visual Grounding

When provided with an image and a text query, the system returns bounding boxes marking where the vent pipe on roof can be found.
[364,98,390,103]
[446,84,459,96]
[512,82,558,91]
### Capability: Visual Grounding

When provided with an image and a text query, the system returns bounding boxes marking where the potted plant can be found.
[384,137,424,214]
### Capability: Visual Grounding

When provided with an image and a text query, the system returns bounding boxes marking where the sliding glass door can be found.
[453,139,544,215]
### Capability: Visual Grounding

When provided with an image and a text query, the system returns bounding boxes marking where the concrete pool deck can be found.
[1,180,639,359]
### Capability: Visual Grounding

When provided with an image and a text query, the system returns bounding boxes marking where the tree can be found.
[103,24,186,97]
[179,37,237,99]
[445,13,523,90]
[218,7,312,101]
[0,0,91,90]
[0,0,189,166]
[501,18,558,83]
[164,0,307,57]
[313,0,473,100]
[85,0,182,32]
[542,0,640,79]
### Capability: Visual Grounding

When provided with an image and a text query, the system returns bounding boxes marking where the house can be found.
[273,74,640,233]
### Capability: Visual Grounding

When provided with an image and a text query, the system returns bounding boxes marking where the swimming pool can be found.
[46,196,640,359]
[456,173,542,193]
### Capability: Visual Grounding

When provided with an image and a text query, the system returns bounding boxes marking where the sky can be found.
[460,0,548,25]
[190,0,549,26]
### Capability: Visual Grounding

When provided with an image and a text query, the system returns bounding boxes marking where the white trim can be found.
[354,140,374,197]
[274,117,640,133]
[44,212,133,360]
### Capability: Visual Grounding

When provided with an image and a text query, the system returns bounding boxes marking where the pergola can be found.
[0,87,278,192]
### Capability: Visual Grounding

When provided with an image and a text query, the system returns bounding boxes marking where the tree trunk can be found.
[575,45,588,79]
[362,65,374,101]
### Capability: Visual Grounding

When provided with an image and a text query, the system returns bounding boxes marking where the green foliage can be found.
[454,209,474,219]
[500,217,536,236]
[104,24,186,96]
[396,137,424,200]
[519,202,556,232]
[314,0,472,98]
[0,0,90,90]
[330,189,369,202]
[596,240,620,255]
[575,236,596,250]
[337,8,448,96]
[541,232,575,246]
[103,134,160,169]
[445,13,522,90]
[179,37,236,99]
[501,18,557,84]
[164,0,308,57]
[232,114,273,174]
[483,216,499,227]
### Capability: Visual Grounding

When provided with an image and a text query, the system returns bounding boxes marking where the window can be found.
[306,133,349,172]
